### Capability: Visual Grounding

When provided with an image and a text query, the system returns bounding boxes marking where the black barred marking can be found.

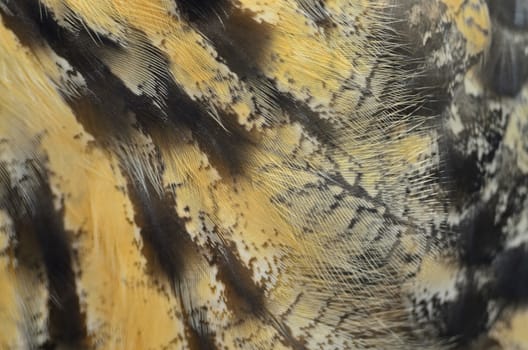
[266,314,308,350]
[34,207,88,349]
[458,203,504,266]
[191,1,341,148]
[125,169,224,349]
[196,3,338,142]
[213,241,307,349]
[175,0,231,22]
[215,243,266,316]
[451,167,525,272]
[163,84,256,177]
[493,244,528,303]
[439,279,489,347]
[127,168,307,349]
[127,179,192,287]
[192,5,282,119]
[1,2,294,345]
[3,3,227,345]
[277,93,340,146]
[0,163,87,348]
[184,321,218,350]
[193,4,267,80]
[126,179,221,348]
[439,140,484,203]
[439,94,506,204]
[0,0,143,133]
[216,247,307,346]
[4,0,258,178]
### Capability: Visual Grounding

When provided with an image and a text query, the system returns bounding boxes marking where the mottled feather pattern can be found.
[0,0,527,349]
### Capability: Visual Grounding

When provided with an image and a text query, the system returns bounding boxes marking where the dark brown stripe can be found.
[214,242,266,316]
[175,0,231,22]
[127,179,192,286]
[2,0,255,178]
[0,162,88,348]
[189,4,347,152]
[181,307,218,350]
[212,242,307,349]
[125,174,220,349]
[492,243,528,303]
[437,275,490,347]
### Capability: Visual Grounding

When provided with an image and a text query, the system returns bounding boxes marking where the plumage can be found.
[0,0,527,349]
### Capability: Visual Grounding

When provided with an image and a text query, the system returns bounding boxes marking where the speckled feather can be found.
[0,0,527,349]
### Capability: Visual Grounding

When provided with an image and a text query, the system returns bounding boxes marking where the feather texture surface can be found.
[0,0,527,349]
